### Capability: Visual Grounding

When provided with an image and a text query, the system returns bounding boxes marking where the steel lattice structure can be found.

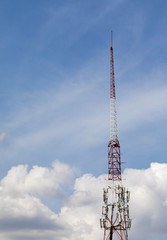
[100,33,131,240]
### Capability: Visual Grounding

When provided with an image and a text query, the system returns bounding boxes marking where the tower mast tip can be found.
[111,31,113,48]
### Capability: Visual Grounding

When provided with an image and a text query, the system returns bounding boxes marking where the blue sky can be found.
[0,0,167,175]
[0,0,167,239]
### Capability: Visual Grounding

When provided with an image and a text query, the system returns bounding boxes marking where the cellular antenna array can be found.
[100,33,132,240]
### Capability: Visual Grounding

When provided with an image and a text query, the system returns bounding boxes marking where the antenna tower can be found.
[100,33,132,240]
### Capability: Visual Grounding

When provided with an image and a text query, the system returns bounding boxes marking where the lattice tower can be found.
[100,33,132,240]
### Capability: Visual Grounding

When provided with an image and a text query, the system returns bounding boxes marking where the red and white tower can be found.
[100,33,131,240]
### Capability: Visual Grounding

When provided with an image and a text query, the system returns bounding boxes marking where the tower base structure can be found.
[100,183,131,240]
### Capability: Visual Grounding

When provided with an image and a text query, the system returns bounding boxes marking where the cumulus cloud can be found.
[57,163,167,240]
[0,160,77,239]
[124,163,167,240]
[0,161,166,239]
[1,160,77,197]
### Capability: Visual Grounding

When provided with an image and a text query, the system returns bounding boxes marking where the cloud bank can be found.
[0,161,166,240]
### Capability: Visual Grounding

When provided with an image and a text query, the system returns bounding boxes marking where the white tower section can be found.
[110,98,118,140]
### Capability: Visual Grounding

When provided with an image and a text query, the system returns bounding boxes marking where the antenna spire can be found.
[111,31,113,47]
[110,32,117,140]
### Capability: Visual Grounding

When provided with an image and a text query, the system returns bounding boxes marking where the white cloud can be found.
[1,160,77,198]
[123,163,167,239]
[57,163,167,240]
[0,161,166,239]
[0,160,77,239]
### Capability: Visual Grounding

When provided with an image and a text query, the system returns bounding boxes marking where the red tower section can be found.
[108,35,121,181]
[108,138,121,181]
[110,44,116,99]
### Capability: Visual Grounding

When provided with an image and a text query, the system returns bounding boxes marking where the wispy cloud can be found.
[118,84,167,132]
[0,52,109,164]
[1,60,167,166]
[0,132,6,143]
